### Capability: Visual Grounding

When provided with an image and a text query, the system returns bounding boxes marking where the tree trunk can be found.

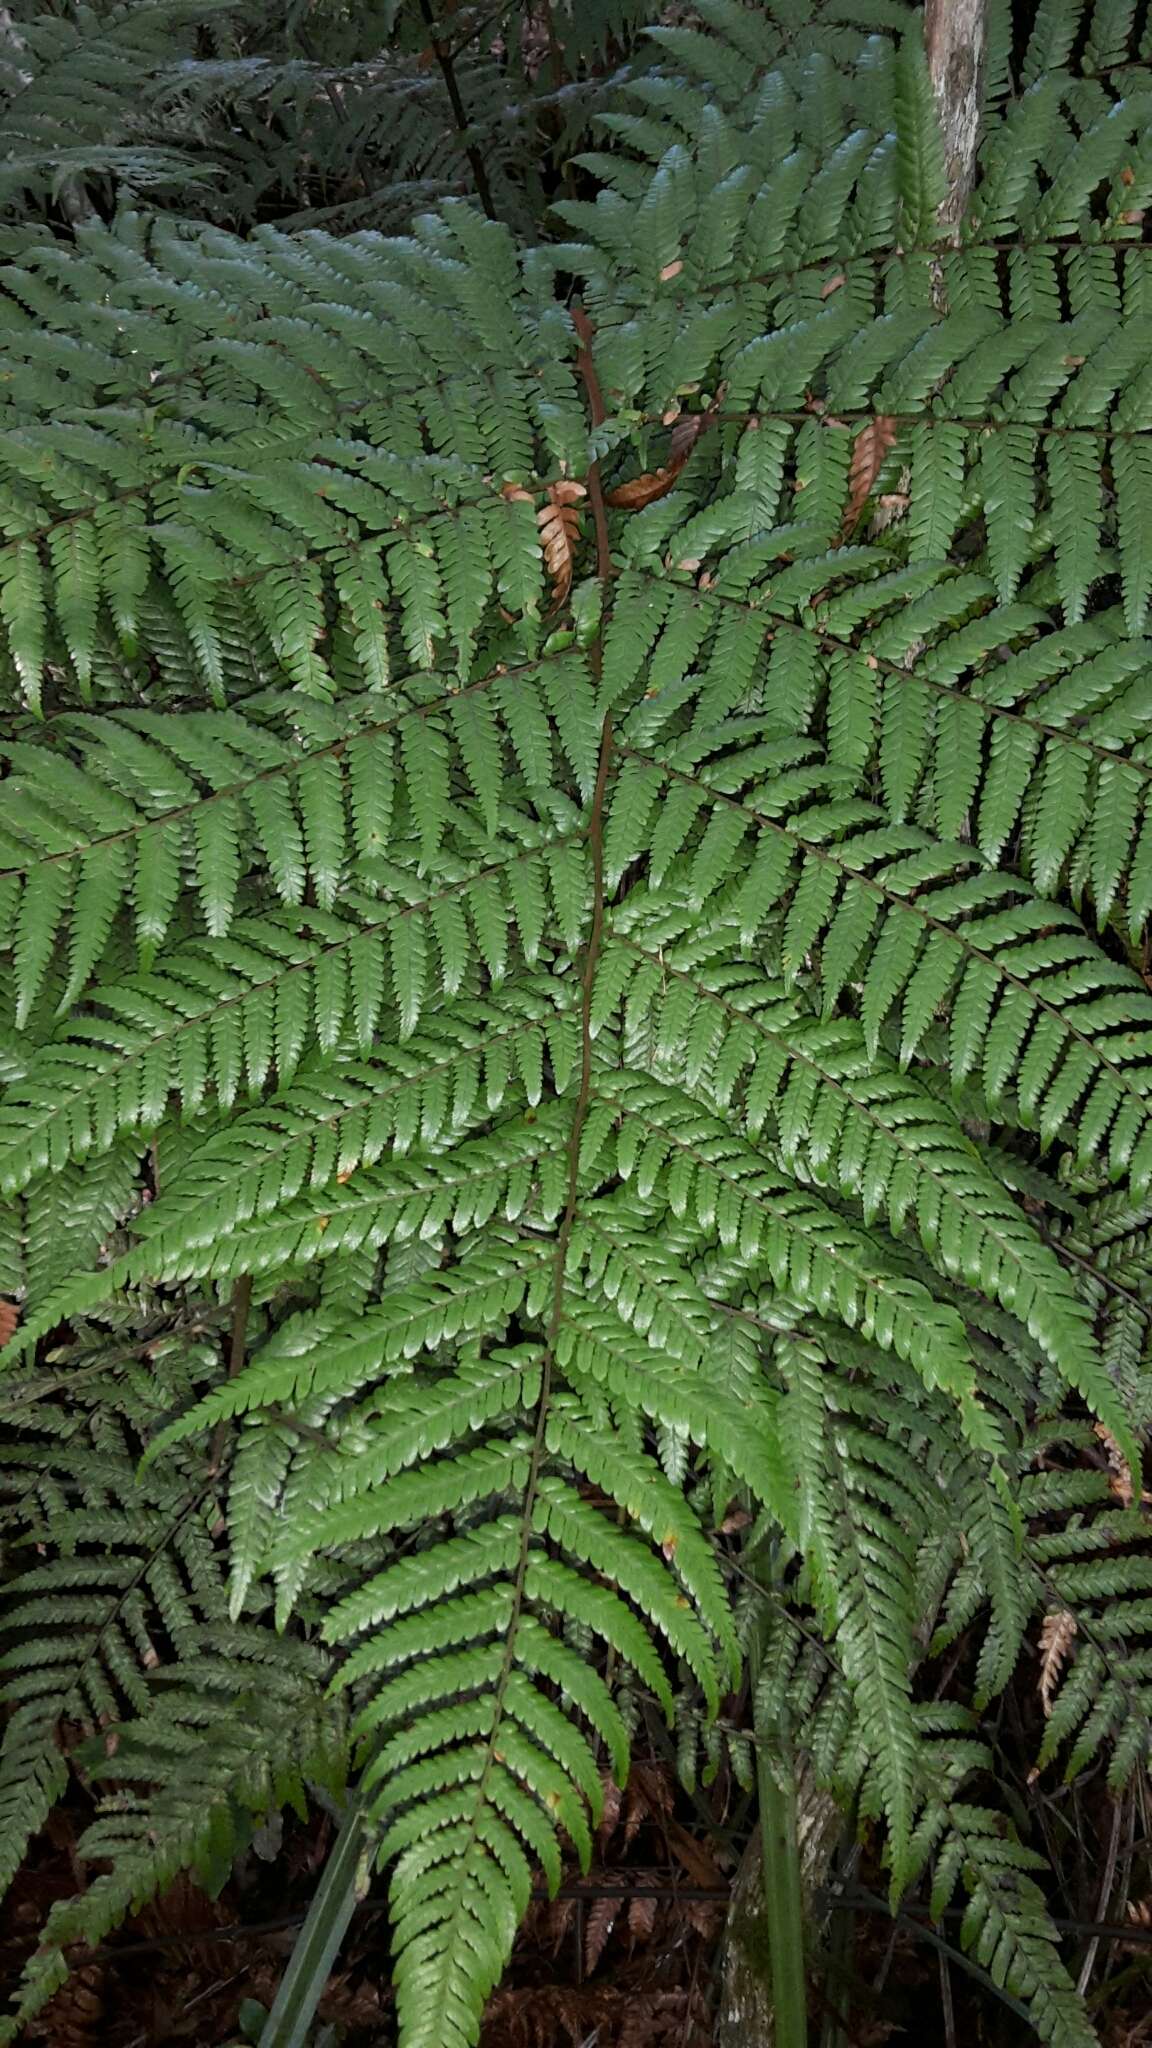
[924,0,987,228]
[714,1764,842,2048]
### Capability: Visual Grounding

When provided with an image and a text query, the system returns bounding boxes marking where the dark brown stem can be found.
[210,1274,253,1474]
[417,0,497,221]
[571,306,613,588]
[539,0,577,203]
[425,271,619,1894]
[444,1,516,63]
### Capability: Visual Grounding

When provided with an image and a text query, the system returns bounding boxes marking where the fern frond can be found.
[0,1320,342,2026]
[928,1804,1100,2048]
[4,9,1152,2046]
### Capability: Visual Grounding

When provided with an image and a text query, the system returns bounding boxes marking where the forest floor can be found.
[7,1740,1152,2047]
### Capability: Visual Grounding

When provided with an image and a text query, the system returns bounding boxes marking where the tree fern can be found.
[3,3,1152,2045]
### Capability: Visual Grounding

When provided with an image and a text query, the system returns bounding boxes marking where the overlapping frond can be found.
[0,1311,343,2037]
[0,666,599,1017]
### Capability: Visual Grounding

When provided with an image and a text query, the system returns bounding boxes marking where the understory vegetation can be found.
[3,1,1152,2043]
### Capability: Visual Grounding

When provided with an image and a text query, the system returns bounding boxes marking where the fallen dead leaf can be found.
[842,414,898,533]
[606,409,717,512]
[538,478,586,608]
[1039,1609,1077,1716]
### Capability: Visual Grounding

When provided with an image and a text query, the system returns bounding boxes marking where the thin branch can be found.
[32,1882,1152,1970]
[209,1273,252,1474]
[1076,1794,1125,1996]
[570,306,613,582]
[416,0,496,220]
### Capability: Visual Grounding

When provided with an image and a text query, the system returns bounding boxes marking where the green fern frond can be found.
[929,1804,1100,2048]
[0,1318,342,2031]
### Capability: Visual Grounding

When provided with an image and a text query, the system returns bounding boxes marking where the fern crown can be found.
[2,4,1152,2046]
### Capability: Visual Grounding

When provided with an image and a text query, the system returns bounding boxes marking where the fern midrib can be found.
[148,1147,559,1291]
[9,389,1134,653]
[594,1090,963,1313]
[0,440,536,636]
[1039,1222,1152,1325]
[189,1239,556,1422]
[615,224,1141,327]
[402,711,614,1965]
[825,1470,916,1857]
[148,1006,571,1228]
[109,317,539,445]
[13,1472,216,1726]
[938,1800,1095,2015]
[5,834,582,1128]
[404,313,617,1955]
[688,401,1143,441]
[621,236,933,313]
[645,400,1147,443]
[1028,1556,1152,1735]
[808,595,1149,785]
[572,1212,714,1359]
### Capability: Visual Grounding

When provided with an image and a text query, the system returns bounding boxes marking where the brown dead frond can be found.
[1039,1609,1078,1716]
[842,414,898,532]
[584,1890,622,1972]
[28,1965,105,2048]
[1094,1420,1137,1508]
[605,409,717,511]
[538,479,586,608]
[501,477,586,610]
[627,1892,657,1944]
[625,1762,672,1846]
[596,1771,623,1850]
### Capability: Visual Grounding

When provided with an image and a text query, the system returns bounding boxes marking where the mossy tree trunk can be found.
[925,0,987,227]
[715,1764,841,2048]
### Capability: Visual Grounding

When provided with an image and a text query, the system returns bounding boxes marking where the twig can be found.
[209,1273,252,1474]
[125,1970,246,2048]
[849,1885,1033,2024]
[416,0,496,220]
[1077,1796,1125,1996]
[939,1948,957,2048]
[444,1,518,63]
[26,1883,1152,1971]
